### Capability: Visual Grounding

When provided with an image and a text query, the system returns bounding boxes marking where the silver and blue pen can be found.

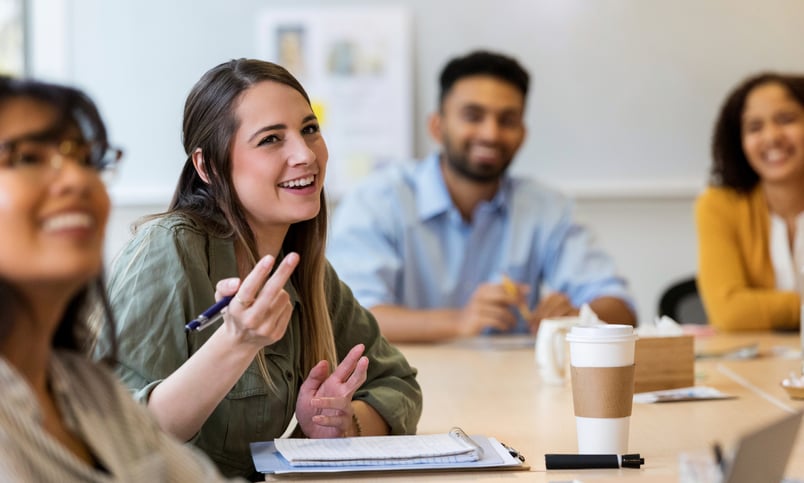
[184,295,234,332]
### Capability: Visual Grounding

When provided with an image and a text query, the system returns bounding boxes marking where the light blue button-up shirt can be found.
[328,153,634,333]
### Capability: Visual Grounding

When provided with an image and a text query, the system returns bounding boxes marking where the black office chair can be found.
[657,277,707,325]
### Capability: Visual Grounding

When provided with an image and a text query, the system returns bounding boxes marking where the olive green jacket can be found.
[100,214,422,478]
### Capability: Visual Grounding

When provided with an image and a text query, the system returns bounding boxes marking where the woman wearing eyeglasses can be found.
[0,77,242,482]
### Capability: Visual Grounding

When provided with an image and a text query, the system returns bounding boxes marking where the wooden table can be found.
[268,332,804,481]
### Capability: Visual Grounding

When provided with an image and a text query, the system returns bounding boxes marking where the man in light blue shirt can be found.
[328,50,636,342]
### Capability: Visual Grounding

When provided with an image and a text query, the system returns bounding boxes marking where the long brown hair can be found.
[167,59,336,382]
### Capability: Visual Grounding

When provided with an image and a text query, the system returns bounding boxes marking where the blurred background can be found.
[15,0,804,324]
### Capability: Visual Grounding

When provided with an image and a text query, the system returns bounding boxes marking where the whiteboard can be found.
[29,0,804,204]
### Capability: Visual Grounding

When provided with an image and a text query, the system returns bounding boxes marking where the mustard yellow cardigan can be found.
[695,186,800,331]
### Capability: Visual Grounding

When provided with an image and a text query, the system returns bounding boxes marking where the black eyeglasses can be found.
[0,133,123,180]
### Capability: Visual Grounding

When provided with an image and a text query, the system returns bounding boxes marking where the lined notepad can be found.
[274,428,483,467]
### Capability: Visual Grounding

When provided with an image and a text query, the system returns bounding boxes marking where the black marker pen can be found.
[545,453,645,469]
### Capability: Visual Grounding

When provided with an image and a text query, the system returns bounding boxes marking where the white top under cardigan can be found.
[769,212,804,291]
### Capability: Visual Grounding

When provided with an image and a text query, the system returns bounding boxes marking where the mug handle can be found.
[551,327,571,380]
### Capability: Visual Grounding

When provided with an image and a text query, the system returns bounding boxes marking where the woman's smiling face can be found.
[742,81,804,186]
[229,80,328,238]
[0,96,109,292]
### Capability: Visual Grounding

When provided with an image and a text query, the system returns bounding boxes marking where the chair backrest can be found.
[658,277,707,325]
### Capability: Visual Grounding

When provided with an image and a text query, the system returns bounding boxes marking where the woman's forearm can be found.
[147,328,261,441]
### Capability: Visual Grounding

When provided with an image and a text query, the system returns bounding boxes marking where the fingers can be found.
[308,350,368,435]
[304,345,369,399]
[345,356,369,389]
[233,255,276,305]
[462,284,520,334]
[500,276,531,305]
[311,396,351,412]
[534,293,577,319]
[235,252,299,308]
[325,346,369,398]
[300,360,330,393]
[265,298,293,341]
[473,282,513,305]
[309,400,353,437]
[220,252,300,342]
[310,412,351,431]
[296,346,370,438]
[214,278,241,300]
[457,308,515,337]
[258,252,300,302]
[476,304,518,330]
[330,344,366,382]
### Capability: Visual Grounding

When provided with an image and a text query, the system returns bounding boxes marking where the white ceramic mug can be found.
[535,316,580,385]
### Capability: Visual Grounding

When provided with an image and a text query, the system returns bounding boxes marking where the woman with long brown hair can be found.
[100,59,422,480]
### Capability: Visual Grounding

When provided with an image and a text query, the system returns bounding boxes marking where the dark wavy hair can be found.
[0,76,117,356]
[163,59,336,381]
[710,72,804,192]
[438,50,530,108]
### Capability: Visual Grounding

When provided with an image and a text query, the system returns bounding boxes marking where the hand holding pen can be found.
[501,275,578,333]
[501,275,533,320]
[185,295,234,332]
[457,282,519,336]
[186,252,300,349]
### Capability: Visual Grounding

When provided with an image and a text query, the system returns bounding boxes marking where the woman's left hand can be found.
[295,344,368,438]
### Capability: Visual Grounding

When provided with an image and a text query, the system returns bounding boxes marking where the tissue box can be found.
[634,335,694,393]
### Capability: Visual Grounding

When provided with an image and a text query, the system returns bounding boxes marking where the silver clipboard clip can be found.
[448,427,485,459]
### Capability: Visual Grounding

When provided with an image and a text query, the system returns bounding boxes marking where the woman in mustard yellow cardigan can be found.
[696,73,804,331]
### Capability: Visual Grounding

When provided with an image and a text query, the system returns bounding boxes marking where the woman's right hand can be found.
[145,252,300,440]
[214,252,300,349]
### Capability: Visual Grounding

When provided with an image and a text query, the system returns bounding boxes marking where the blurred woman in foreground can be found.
[0,77,240,482]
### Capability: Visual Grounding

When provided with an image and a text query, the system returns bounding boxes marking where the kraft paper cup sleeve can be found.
[571,365,635,418]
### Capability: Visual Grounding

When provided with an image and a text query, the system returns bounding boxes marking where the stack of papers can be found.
[274,431,481,466]
[250,429,528,476]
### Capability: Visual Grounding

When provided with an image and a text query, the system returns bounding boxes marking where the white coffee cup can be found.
[566,324,637,454]
[535,316,579,385]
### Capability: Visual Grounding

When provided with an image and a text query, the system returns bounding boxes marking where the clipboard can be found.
[250,433,529,476]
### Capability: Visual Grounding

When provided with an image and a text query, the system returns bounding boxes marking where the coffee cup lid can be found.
[565,324,636,343]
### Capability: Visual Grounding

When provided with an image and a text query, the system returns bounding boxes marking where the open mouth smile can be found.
[278,175,315,189]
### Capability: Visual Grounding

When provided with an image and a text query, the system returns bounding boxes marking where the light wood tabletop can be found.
[266,332,804,481]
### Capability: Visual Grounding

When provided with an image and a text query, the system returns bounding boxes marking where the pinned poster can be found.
[257,6,413,200]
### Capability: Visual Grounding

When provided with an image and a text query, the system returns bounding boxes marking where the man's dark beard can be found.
[444,148,510,183]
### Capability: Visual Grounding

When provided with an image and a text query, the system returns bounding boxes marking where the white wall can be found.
[575,196,698,325]
[34,0,770,325]
[29,0,804,204]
